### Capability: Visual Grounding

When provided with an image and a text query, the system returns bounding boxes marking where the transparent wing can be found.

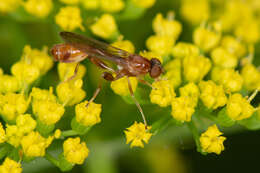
[60,32,130,64]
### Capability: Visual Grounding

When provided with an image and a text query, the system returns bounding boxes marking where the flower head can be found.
[171,42,200,59]
[100,0,124,12]
[56,79,86,106]
[124,122,152,148]
[211,67,243,93]
[0,93,30,121]
[181,0,210,25]
[16,114,36,134]
[23,0,53,18]
[200,124,226,154]
[226,93,255,121]
[31,87,56,102]
[21,45,53,75]
[163,59,182,88]
[55,6,84,31]
[183,55,211,83]
[0,157,22,173]
[63,137,89,164]
[152,13,182,40]
[193,26,221,52]
[211,47,238,68]
[221,36,246,57]
[0,75,21,94]
[90,14,118,40]
[150,80,176,107]
[33,100,65,125]
[81,0,99,10]
[5,125,23,147]
[58,62,86,82]
[180,83,200,107]
[75,100,102,127]
[146,35,174,56]
[171,97,195,122]
[131,0,156,8]
[199,81,227,110]
[21,131,54,157]
[111,77,138,96]
[241,64,260,91]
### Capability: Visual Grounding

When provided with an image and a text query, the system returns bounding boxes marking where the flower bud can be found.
[211,47,238,68]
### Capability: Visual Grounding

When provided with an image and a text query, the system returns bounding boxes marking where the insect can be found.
[51,32,163,127]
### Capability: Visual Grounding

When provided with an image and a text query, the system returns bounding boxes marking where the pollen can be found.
[124,121,152,148]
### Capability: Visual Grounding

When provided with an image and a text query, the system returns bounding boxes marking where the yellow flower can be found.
[0,68,3,75]
[81,0,99,10]
[100,0,124,12]
[23,0,53,18]
[0,157,22,173]
[210,47,238,68]
[163,59,182,88]
[193,26,221,52]
[0,75,21,94]
[180,83,200,107]
[0,93,30,121]
[235,18,260,43]
[181,0,210,25]
[199,124,226,154]
[146,35,174,56]
[58,62,86,82]
[152,13,182,40]
[221,36,246,58]
[33,100,65,125]
[199,81,227,110]
[63,137,89,164]
[139,51,163,63]
[0,0,21,13]
[183,55,211,83]
[124,121,152,148]
[241,64,260,91]
[211,67,243,93]
[111,76,138,96]
[16,114,36,134]
[226,93,255,121]
[171,97,195,122]
[21,131,53,157]
[11,61,40,85]
[90,14,118,39]
[31,87,56,102]
[131,0,156,8]
[21,45,53,75]
[54,129,61,139]
[0,122,6,143]
[56,79,86,106]
[171,42,200,59]
[111,40,135,53]
[5,125,23,147]
[75,100,102,126]
[59,0,79,4]
[55,6,84,31]
[150,80,176,107]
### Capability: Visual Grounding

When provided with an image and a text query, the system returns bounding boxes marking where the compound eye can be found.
[150,65,162,78]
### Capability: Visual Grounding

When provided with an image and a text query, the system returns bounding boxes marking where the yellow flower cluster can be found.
[200,124,226,154]
[241,64,260,91]
[172,42,200,59]
[0,122,6,143]
[0,0,21,13]
[163,59,182,88]
[124,122,152,148]
[199,81,227,110]
[111,77,138,96]
[150,80,176,107]
[23,0,53,18]
[58,62,86,82]
[63,137,89,164]
[75,100,102,127]
[90,14,118,40]
[180,82,200,107]
[0,157,22,173]
[111,40,135,53]
[131,0,156,8]
[226,93,255,121]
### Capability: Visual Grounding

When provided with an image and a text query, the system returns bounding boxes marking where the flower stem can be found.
[45,152,60,168]
[61,130,79,138]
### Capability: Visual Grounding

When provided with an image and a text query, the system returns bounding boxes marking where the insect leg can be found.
[137,77,156,90]
[89,57,115,72]
[60,63,80,84]
[127,77,148,128]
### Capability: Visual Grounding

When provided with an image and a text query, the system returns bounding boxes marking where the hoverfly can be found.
[51,32,163,127]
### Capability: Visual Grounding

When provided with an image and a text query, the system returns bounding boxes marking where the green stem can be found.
[151,115,173,134]
[187,121,202,153]
[45,152,60,168]
[61,130,79,138]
